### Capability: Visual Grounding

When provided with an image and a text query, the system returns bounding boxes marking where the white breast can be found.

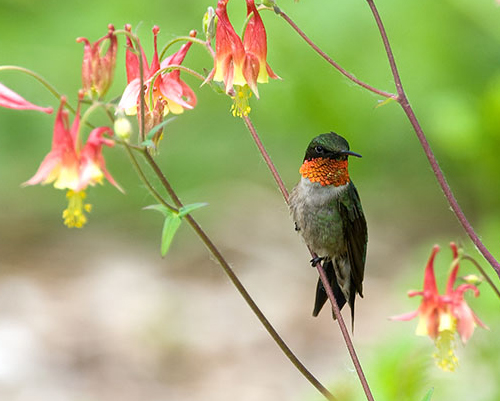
[297,176,349,206]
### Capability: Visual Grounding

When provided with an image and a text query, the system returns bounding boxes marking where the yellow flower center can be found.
[230,85,252,118]
[433,319,459,372]
[62,190,92,228]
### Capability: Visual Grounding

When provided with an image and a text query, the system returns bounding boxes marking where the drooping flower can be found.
[0,82,53,113]
[243,0,279,93]
[76,24,117,98]
[23,95,121,228]
[207,0,278,117]
[391,243,487,371]
[118,25,197,145]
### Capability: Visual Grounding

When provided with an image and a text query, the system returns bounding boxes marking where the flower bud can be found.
[114,114,133,141]
[203,6,216,42]
[77,24,117,99]
[459,274,484,286]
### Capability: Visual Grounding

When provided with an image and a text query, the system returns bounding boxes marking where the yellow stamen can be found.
[230,85,252,118]
[433,322,459,372]
[62,190,91,228]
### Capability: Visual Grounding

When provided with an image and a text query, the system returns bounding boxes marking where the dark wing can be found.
[337,182,368,320]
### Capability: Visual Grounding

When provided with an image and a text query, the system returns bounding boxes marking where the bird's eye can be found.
[315,145,324,154]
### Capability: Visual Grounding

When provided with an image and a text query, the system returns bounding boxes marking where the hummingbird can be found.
[289,132,367,324]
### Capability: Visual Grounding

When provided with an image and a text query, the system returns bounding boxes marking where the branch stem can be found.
[365,0,500,279]
[140,149,336,401]
[275,9,394,99]
[242,115,374,401]
[0,65,76,114]
[123,143,177,212]
[462,255,500,300]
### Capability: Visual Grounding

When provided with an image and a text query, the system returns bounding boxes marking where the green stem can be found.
[0,65,76,114]
[159,36,213,60]
[462,255,500,300]
[148,65,207,87]
[122,143,177,212]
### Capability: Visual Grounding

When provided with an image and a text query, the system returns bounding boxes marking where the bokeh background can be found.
[0,0,499,400]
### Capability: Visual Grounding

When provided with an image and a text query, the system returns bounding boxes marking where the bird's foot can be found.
[310,256,324,267]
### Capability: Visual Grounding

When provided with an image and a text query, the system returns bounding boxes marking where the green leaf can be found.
[140,139,156,148]
[178,202,208,218]
[144,202,207,257]
[146,117,177,140]
[144,204,181,256]
[420,388,434,401]
[161,212,182,256]
[143,204,171,216]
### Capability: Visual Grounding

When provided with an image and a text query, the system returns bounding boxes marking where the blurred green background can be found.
[0,0,499,400]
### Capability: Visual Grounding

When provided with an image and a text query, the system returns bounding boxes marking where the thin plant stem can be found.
[242,115,374,401]
[0,65,77,114]
[242,115,289,201]
[159,35,213,60]
[122,143,177,213]
[148,65,206,87]
[140,149,336,401]
[364,0,500,279]
[131,26,334,399]
[273,9,394,99]
[462,255,500,300]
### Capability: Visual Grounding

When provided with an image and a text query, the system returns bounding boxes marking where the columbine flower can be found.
[207,0,278,117]
[391,243,487,371]
[0,82,53,113]
[23,95,121,228]
[76,24,117,98]
[243,0,279,93]
[118,25,196,145]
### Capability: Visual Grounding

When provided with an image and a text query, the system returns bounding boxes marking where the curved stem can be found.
[140,149,336,401]
[462,255,500,300]
[159,36,213,60]
[149,65,206,86]
[242,115,374,401]
[274,9,394,99]
[77,102,102,140]
[122,143,177,212]
[0,65,76,114]
[365,0,500,279]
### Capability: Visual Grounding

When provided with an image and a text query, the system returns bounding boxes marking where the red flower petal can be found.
[0,82,53,114]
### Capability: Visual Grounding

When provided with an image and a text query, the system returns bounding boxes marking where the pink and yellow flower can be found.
[0,82,53,114]
[23,95,121,228]
[118,25,197,145]
[207,0,279,117]
[391,243,487,371]
[76,24,117,99]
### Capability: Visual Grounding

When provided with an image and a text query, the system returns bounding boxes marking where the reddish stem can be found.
[242,115,374,401]
[275,8,395,100]
[141,150,336,401]
[365,0,500,279]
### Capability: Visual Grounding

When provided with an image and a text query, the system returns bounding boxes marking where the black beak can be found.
[342,150,362,158]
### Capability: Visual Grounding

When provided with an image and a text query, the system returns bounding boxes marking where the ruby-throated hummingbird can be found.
[289,132,367,324]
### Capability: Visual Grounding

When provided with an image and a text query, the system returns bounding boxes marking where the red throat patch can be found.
[299,157,350,187]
